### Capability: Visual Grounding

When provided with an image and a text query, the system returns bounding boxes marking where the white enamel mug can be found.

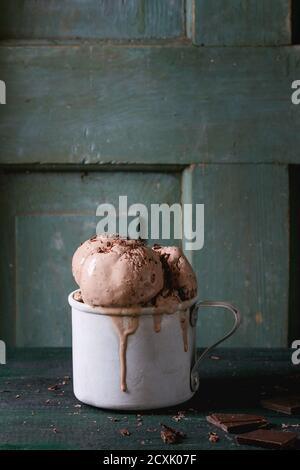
[68,290,240,410]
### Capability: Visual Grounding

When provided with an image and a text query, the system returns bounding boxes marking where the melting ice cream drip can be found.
[180,310,189,352]
[111,315,139,392]
[153,310,189,353]
[153,313,162,333]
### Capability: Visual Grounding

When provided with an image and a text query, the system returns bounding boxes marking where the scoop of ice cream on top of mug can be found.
[71,234,198,393]
[72,233,198,310]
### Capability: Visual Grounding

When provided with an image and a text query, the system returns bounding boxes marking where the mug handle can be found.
[190,301,241,392]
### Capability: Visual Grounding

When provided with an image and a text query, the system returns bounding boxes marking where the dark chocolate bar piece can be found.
[206,413,268,433]
[236,429,298,449]
[260,396,300,415]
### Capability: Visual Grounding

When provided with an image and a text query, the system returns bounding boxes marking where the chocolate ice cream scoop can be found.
[72,235,164,307]
[152,245,197,300]
[72,234,109,285]
[154,288,182,313]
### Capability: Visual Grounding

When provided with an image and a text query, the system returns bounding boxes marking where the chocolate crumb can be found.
[48,384,60,391]
[160,424,186,444]
[209,432,220,443]
[172,411,186,422]
[73,290,83,302]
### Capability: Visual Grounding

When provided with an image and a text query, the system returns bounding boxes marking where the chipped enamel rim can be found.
[68,289,198,316]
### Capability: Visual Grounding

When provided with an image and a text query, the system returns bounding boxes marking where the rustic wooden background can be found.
[0,0,299,348]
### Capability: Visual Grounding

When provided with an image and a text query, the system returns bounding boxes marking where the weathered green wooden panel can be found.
[189,0,291,45]
[0,45,299,165]
[15,215,95,347]
[0,0,184,40]
[183,164,289,347]
[0,170,181,347]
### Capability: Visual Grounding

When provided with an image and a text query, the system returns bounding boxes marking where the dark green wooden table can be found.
[0,348,300,450]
